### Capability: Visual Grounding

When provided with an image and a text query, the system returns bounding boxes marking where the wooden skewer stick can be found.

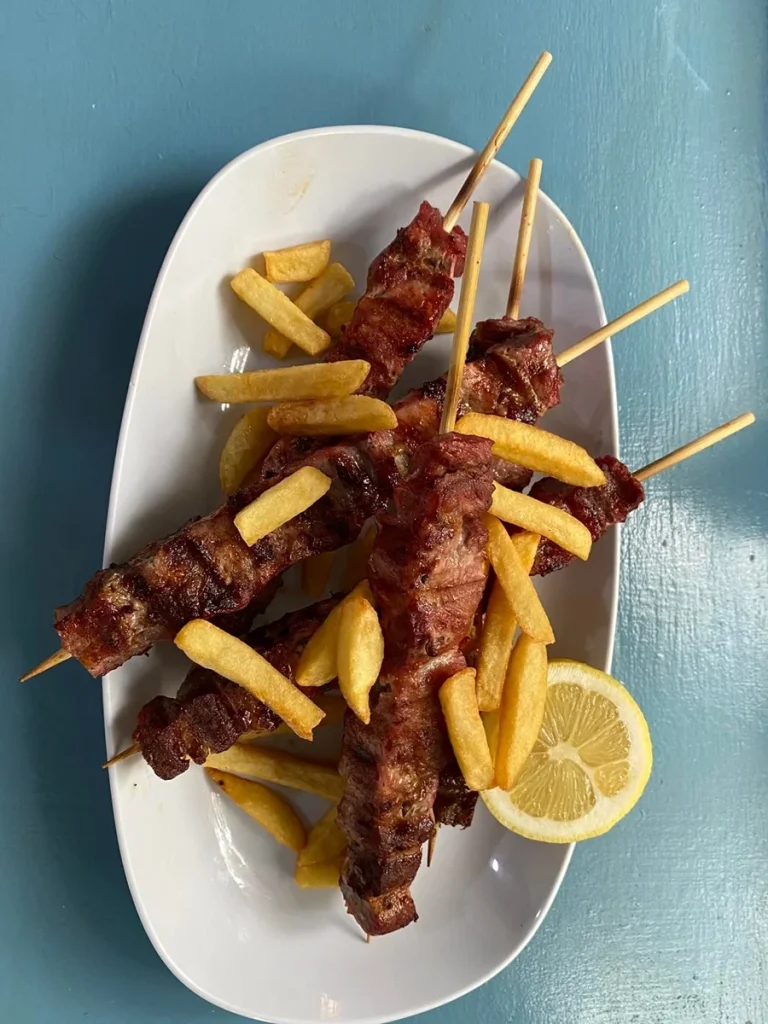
[102,743,141,769]
[634,412,755,482]
[443,52,552,233]
[427,825,439,867]
[440,201,490,433]
[556,279,689,368]
[20,648,72,682]
[506,158,543,318]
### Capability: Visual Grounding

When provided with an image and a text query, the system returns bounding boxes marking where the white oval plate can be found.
[103,126,617,1024]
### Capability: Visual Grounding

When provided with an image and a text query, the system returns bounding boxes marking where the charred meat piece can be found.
[337,433,494,935]
[134,599,339,780]
[365,316,560,494]
[56,445,382,677]
[327,202,467,398]
[434,762,479,829]
[526,456,645,576]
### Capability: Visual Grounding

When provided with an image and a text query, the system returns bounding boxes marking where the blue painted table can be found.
[1,2,765,1021]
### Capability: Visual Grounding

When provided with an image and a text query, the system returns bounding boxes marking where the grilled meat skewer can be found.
[328,202,466,398]
[337,433,495,935]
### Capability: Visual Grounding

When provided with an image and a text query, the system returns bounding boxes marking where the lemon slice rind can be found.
[482,659,652,843]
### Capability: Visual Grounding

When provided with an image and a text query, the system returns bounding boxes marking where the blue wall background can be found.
[1,2,766,1021]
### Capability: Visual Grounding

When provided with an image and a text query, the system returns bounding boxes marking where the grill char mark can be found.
[56,446,382,676]
[134,599,339,780]
[327,201,467,398]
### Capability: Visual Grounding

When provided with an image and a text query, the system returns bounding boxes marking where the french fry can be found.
[264,263,355,358]
[205,744,344,801]
[298,806,347,867]
[456,413,606,487]
[206,769,306,852]
[337,595,384,724]
[476,532,540,712]
[495,633,548,790]
[233,466,331,547]
[490,484,592,561]
[295,580,374,687]
[324,300,356,338]
[238,693,347,743]
[196,359,370,403]
[219,407,277,496]
[264,239,331,283]
[175,621,324,741]
[231,268,331,356]
[295,857,344,889]
[435,308,457,334]
[301,550,336,598]
[485,517,554,645]
[439,668,495,791]
[268,396,397,436]
[341,522,376,591]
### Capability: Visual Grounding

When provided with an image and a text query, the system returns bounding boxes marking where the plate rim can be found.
[101,123,617,1023]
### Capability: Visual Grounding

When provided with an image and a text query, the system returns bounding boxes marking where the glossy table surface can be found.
[1,2,766,1022]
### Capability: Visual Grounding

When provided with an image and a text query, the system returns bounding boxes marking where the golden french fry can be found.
[439,668,495,791]
[238,693,348,743]
[219,407,277,496]
[337,595,384,724]
[435,308,457,334]
[324,300,357,338]
[205,743,344,801]
[302,550,336,598]
[476,532,540,712]
[456,413,606,487]
[268,396,397,436]
[490,483,592,560]
[298,806,347,867]
[295,580,374,687]
[295,857,344,889]
[261,330,294,360]
[264,263,355,358]
[234,466,331,546]
[264,239,331,283]
[196,359,370,403]
[206,769,306,851]
[231,268,331,356]
[495,633,548,790]
[341,522,376,591]
[175,621,324,741]
[485,517,554,645]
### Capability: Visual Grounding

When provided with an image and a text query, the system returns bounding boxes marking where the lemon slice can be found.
[482,659,652,843]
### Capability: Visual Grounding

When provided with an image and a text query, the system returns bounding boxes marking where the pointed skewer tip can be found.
[20,648,72,682]
[103,743,141,769]
[442,52,552,232]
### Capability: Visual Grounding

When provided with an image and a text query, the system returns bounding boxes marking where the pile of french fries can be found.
[179,237,609,888]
